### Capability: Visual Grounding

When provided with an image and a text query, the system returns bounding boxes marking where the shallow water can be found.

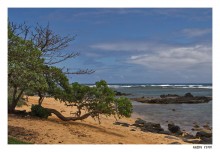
[111,83,212,134]
[132,101,212,134]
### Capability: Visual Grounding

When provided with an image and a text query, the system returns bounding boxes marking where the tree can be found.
[8,21,133,122]
[41,80,133,122]
[36,65,70,106]
[8,21,94,106]
[9,21,94,74]
[8,25,48,113]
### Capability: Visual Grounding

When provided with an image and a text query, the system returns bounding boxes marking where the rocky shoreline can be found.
[114,118,212,144]
[130,93,212,104]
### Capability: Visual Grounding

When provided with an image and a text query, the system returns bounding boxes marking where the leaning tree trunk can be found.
[44,108,97,121]
[38,91,45,106]
[8,87,24,113]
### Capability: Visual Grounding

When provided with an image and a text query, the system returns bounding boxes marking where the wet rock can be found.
[203,124,211,130]
[133,118,147,127]
[182,132,195,139]
[114,91,131,96]
[196,131,212,138]
[168,123,181,134]
[184,93,194,98]
[160,94,179,98]
[193,124,200,128]
[159,130,171,135]
[141,122,164,133]
[133,118,165,133]
[131,93,211,104]
[199,137,212,144]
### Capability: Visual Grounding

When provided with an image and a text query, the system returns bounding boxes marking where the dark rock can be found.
[159,130,171,135]
[184,93,194,98]
[199,137,212,144]
[113,121,130,127]
[172,109,176,111]
[131,93,211,104]
[113,122,121,125]
[203,124,211,130]
[182,132,195,139]
[196,131,212,138]
[170,142,181,144]
[114,91,131,96]
[134,118,147,126]
[193,124,200,128]
[141,122,164,133]
[168,123,181,133]
[160,94,179,98]
[121,123,130,127]
[183,139,200,144]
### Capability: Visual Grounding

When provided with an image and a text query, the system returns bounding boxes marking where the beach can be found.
[8,96,190,144]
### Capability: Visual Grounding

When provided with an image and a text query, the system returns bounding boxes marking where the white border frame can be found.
[1,0,220,152]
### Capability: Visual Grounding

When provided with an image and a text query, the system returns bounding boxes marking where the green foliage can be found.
[45,66,70,97]
[16,98,27,107]
[8,137,32,144]
[8,22,133,122]
[115,97,133,118]
[56,80,133,121]
[31,104,51,119]
[8,23,48,111]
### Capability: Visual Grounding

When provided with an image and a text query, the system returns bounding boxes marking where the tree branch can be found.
[45,108,98,121]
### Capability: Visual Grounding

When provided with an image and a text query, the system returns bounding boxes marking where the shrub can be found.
[31,104,51,118]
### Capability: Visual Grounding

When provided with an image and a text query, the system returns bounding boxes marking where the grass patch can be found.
[8,137,32,144]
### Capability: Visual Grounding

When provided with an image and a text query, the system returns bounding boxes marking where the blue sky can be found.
[8,8,212,84]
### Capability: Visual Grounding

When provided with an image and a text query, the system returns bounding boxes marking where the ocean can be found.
[108,83,212,134]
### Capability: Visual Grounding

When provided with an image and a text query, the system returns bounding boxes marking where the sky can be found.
[8,8,212,84]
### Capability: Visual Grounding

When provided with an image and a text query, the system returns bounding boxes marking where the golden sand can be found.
[8,96,189,144]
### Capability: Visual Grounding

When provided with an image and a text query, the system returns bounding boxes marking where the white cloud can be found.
[129,44,212,71]
[90,40,211,75]
[90,41,170,52]
[182,28,211,37]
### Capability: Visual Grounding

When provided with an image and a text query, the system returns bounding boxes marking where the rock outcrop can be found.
[114,91,131,96]
[131,93,212,104]
[132,118,164,133]
[168,123,181,134]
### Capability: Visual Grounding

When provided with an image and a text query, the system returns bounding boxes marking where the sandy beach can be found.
[8,96,190,144]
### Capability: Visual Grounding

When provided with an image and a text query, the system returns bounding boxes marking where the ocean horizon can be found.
[86,82,213,134]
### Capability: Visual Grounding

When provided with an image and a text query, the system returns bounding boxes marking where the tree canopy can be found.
[8,21,133,122]
[8,25,48,113]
